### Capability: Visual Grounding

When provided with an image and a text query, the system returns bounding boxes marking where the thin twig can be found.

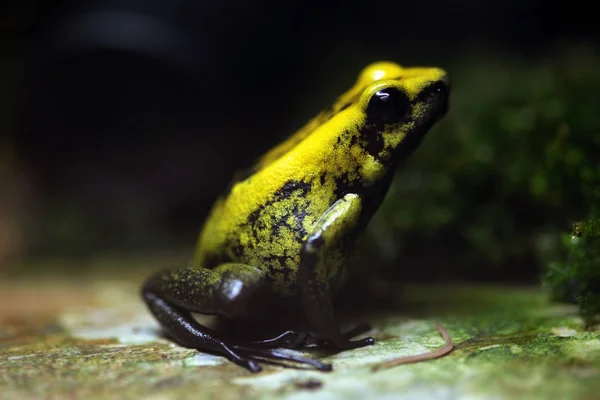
[371,322,454,372]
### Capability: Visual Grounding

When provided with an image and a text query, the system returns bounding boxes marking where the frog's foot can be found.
[144,288,331,372]
[143,264,333,372]
[233,345,332,371]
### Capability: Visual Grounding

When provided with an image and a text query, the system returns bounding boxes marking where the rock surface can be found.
[1,260,599,400]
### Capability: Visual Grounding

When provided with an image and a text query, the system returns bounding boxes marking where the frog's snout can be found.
[429,75,450,119]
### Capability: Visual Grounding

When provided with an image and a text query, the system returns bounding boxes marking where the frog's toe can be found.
[237,357,262,373]
[331,336,375,350]
[315,334,376,350]
[234,345,332,372]
[342,322,372,340]
[339,323,375,348]
[350,336,375,347]
[310,323,375,348]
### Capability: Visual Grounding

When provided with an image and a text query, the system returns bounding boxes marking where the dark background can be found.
[0,0,596,269]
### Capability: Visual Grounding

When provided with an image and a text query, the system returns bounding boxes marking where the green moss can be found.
[545,221,600,328]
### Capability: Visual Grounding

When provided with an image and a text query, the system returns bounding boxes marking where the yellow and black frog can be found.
[142,61,450,372]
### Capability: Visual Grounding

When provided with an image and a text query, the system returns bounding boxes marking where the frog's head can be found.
[352,61,450,165]
[253,61,449,182]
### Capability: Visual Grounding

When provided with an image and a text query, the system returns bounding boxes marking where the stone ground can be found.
[1,255,599,400]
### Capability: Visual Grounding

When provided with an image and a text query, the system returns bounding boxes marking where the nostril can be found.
[430,79,450,116]
[431,80,449,97]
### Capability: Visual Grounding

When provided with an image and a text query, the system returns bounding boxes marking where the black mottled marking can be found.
[245,180,312,224]
[319,173,326,186]
[333,163,363,200]
[282,180,312,194]
[265,202,311,283]
[229,238,255,265]
[235,179,314,287]
[386,126,427,166]
[333,172,350,200]
[273,204,309,239]
[261,254,295,284]
[246,206,261,230]
[360,125,384,158]
[348,132,358,147]
[333,130,355,151]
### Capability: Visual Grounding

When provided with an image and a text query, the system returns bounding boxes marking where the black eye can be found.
[366,88,410,126]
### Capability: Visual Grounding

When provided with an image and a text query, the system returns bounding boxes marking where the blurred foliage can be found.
[545,221,600,328]
[362,45,600,291]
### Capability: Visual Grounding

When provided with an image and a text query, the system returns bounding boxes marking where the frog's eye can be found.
[366,88,410,126]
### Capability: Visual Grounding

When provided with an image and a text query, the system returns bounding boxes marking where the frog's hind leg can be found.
[142,264,330,372]
[143,287,262,372]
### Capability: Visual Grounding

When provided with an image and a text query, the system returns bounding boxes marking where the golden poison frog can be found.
[142,61,450,372]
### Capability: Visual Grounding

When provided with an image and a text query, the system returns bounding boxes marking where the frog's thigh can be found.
[299,193,373,349]
[143,263,269,319]
[212,263,272,318]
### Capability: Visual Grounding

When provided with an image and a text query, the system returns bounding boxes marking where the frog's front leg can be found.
[142,264,329,372]
[299,193,375,349]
